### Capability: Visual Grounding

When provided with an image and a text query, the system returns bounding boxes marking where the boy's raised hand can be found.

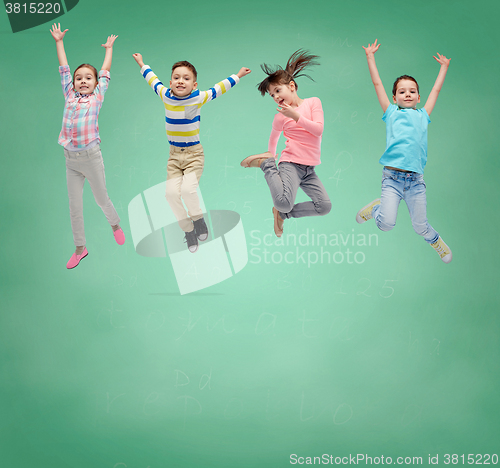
[433,53,451,67]
[50,23,68,42]
[132,53,145,68]
[102,35,118,48]
[362,39,381,56]
[237,67,251,78]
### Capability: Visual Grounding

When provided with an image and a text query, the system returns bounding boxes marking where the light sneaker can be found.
[272,207,284,237]
[66,247,88,269]
[184,229,199,253]
[240,152,273,168]
[193,217,208,241]
[356,198,381,224]
[430,237,452,263]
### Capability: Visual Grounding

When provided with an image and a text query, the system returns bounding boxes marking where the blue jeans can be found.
[372,167,439,244]
[261,159,331,219]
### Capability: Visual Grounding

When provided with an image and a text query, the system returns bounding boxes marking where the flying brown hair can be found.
[257,49,320,96]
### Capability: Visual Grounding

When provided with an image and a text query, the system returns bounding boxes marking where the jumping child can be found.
[355,39,452,263]
[132,53,251,253]
[50,23,124,269]
[241,50,331,237]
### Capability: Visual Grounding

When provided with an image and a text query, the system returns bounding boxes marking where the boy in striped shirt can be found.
[133,53,251,253]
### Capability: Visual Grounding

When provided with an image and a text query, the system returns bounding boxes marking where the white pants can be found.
[64,144,120,246]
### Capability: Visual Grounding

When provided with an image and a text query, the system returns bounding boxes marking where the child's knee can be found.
[180,174,199,199]
[376,218,396,232]
[412,222,428,237]
[94,194,111,209]
[274,199,294,214]
[316,199,331,216]
[180,184,197,199]
[165,183,181,203]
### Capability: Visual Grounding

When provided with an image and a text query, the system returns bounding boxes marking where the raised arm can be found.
[133,57,170,103]
[424,53,451,116]
[50,23,68,66]
[132,53,145,69]
[363,39,390,112]
[101,35,118,71]
[236,67,251,79]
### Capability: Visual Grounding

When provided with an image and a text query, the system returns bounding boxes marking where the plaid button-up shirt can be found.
[58,65,110,148]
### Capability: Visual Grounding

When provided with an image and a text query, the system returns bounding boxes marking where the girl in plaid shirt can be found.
[50,23,124,269]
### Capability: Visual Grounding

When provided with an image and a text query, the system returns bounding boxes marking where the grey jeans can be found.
[64,144,120,246]
[261,158,331,219]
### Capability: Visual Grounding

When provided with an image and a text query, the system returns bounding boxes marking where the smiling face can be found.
[393,79,420,108]
[267,81,299,108]
[170,66,197,97]
[74,66,97,95]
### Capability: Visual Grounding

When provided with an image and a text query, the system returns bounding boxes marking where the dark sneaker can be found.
[184,229,199,253]
[193,217,208,241]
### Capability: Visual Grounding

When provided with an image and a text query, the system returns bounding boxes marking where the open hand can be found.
[362,39,381,56]
[433,53,451,67]
[277,102,300,121]
[102,35,118,48]
[50,23,68,42]
[237,67,251,78]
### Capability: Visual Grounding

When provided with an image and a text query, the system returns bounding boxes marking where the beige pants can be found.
[165,144,205,232]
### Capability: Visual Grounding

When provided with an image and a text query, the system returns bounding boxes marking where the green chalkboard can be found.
[1,0,499,466]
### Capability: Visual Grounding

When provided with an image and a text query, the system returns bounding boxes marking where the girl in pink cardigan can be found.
[241,50,331,237]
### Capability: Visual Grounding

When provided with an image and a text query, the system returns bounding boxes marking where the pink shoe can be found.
[66,248,88,269]
[113,228,125,245]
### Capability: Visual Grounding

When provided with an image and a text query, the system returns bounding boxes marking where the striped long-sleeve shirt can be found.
[140,65,240,147]
[58,65,109,148]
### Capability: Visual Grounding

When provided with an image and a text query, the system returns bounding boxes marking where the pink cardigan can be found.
[267,97,324,166]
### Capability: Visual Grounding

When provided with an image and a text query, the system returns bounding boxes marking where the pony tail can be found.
[260,62,282,76]
[285,49,320,83]
[258,62,285,96]
[257,49,320,96]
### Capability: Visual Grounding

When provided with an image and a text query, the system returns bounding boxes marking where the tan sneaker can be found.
[240,152,273,168]
[430,237,452,263]
[272,207,284,237]
[356,198,381,224]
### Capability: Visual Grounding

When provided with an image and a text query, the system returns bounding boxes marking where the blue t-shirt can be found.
[379,104,431,174]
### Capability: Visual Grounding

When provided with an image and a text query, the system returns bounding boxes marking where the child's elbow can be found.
[314,123,324,137]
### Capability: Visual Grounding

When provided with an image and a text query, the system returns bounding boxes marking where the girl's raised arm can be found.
[101,35,118,71]
[50,23,68,66]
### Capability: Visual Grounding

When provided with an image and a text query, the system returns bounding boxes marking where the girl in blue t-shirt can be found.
[356,39,452,263]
